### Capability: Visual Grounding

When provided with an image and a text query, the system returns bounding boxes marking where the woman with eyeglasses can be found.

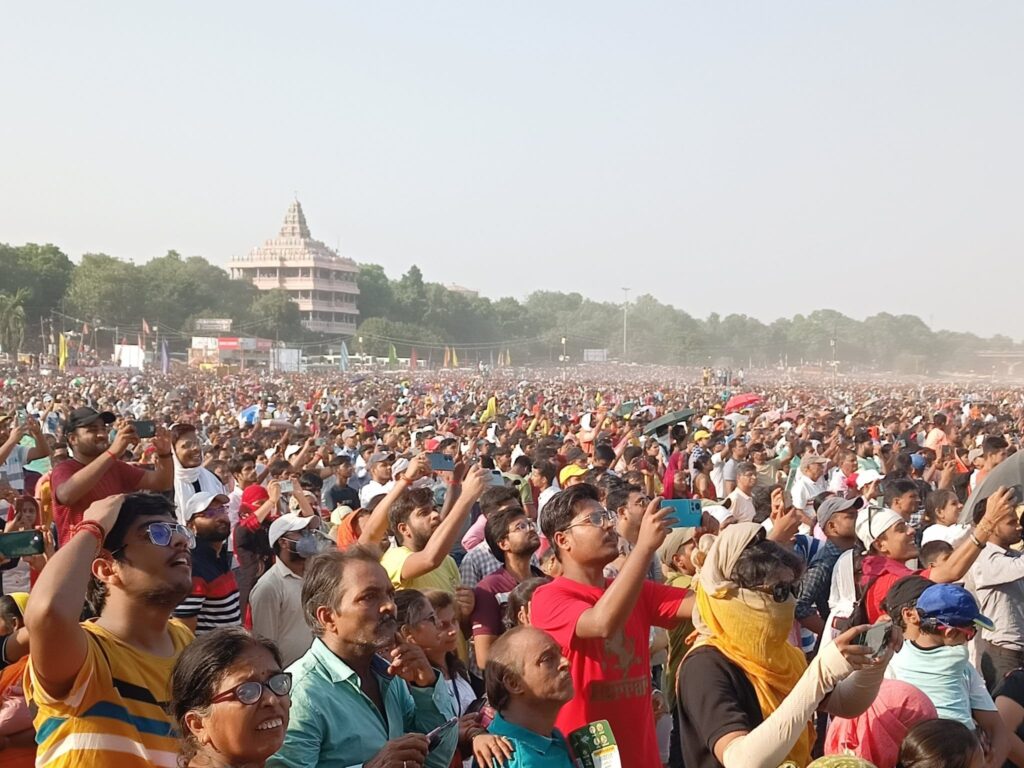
[677,523,894,768]
[395,590,514,768]
[171,626,291,767]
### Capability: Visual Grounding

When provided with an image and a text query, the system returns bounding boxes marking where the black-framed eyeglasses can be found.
[563,509,616,531]
[210,672,292,706]
[118,521,196,553]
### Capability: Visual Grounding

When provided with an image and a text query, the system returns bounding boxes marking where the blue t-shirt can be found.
[487,712,575,768]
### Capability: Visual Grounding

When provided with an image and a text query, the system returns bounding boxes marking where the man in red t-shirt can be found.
[531,483,693,767]
[51,408,174,545]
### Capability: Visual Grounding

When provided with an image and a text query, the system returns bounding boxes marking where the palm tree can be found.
[0,288,29,355]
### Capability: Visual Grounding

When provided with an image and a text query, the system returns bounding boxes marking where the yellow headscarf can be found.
[688,523,814,767]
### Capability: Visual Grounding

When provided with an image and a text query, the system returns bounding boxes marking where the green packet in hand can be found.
[568,720,621,768]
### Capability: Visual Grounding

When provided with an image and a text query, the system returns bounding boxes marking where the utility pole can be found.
[621,287,630,360]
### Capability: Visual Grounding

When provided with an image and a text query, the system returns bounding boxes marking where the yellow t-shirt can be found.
[380,545,460,593]
[26,618,194,768]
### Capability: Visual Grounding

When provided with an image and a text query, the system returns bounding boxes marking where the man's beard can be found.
[197,526,230,543]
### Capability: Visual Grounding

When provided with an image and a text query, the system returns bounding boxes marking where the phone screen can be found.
[0,530,45,558]
[278,480,294,494]
[427,453,455,472]
[134,420,156,439]
[660,499,703,528]
[856,621,893,657]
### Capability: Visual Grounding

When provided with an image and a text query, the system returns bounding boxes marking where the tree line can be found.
[0,241,1017,372]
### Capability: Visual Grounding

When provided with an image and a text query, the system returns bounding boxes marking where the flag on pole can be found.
[82,322,89,336]
[410,348,418,370]
[160,339,169,374]
[339,340,350,372]
[142,318,151,335]
[388,343,398,368]
[452,348,459,367]
[58,334,68,371]
[489,349,494,368]
[506,348,512,366]
[443,346,451,368]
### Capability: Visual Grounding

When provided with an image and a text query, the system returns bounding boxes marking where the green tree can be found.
[356,263,394,320]
[0,288,29,354]
[249,289,305,340]
[66,253,146,326]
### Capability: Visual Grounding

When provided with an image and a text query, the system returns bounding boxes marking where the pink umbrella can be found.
[724,393,763,414]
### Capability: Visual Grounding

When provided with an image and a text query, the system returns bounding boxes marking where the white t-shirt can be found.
[791,472,828,513]
[360,479,394,507]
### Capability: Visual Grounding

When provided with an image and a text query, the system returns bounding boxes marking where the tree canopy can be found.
[0,240,1017,372]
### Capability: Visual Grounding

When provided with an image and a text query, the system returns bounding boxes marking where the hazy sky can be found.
[3,3,1022,339]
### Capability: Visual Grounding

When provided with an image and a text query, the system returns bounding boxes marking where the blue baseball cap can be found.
[910,453,927,472]
[916,584,995,631]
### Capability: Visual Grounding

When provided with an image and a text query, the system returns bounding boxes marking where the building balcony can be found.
[302,318,358,334]
[294,297,359,313]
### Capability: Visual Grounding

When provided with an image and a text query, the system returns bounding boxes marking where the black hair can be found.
[925,489,958,525]
[485,504,530,563]
[0,595,24,628]
[228,453,256,476]
[983,435,1009,456]
[387,487,435,545]
[932,413,948,427]
[171,627,283,767]
[897,719,979,768]
[606,483,642,515]
[539,483,602,558]
[593,444,615,465]
[511,455,532,474]
[730,534,804,590]
[505,576,550,629]
[884,479,920,508]
[480,485,522,517]
[299,472,323,492]
[919,540,953,568]
[394,588,431,627]
[533,460,557,486]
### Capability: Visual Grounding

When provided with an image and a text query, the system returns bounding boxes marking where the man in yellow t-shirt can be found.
[360,456,490,631]
[25,491,196,768]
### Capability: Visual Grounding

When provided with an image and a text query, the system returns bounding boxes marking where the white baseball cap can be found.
[183,492,229,522]
[855,469,885,489]
[269,513,315,547]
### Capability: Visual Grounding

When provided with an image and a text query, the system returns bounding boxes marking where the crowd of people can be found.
[1,363,1024,768]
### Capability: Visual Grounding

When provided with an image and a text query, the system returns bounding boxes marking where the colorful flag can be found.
[410,348,418,370]
[388,343,398,367]
[142,318,151,335]
[339,340,350,372]
[443,346,451,368]
[506,348,512,366]
[160,339,169,374]
[82,322,89,336]
[58,334,67,371]
[452,348,459,367]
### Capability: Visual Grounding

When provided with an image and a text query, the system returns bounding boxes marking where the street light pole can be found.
[621,287,630,361]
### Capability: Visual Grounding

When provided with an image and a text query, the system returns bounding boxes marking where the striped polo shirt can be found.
[173,539,240,634]
[26,619,194,768]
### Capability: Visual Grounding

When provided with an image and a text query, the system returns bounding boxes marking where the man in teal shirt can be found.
[268,548,456,768]
[484,626,577,768]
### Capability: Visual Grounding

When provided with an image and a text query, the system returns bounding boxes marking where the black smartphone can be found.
[427,453,455,472]
[426,718,459,752]
[134,420,156,439]
[0,530,45,558]
[465,696,487,715]
[856,621,893,658]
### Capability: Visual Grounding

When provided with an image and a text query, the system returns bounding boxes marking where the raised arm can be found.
[358,454,432,547]
[54,426,138,506]
[930,486,1014,584]
[26,494,125,699]
[576,498,669,639]
[135,426,175,492]
[400,466,489,581]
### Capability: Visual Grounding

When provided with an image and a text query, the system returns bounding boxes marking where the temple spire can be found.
[279,200,311,239]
